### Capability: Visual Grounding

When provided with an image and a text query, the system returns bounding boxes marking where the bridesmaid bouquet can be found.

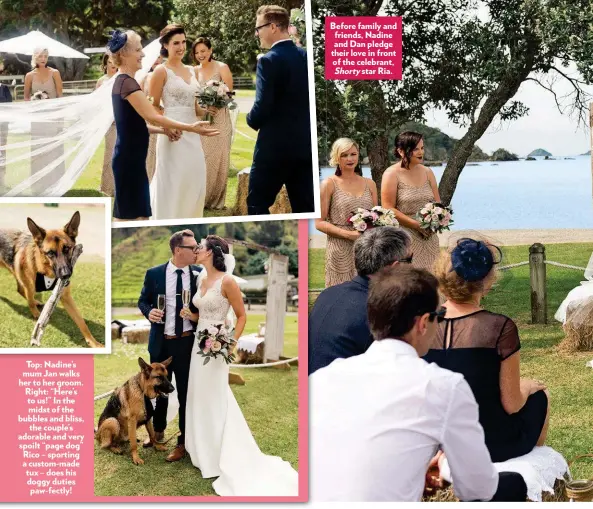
[349,206,399,232]
[416,202,454,233]
[31,90,50,101]
[197,323,236,365]
[195,80,237,124]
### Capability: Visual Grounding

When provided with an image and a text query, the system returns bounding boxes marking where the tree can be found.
[0,0,174,79]
[173,0,304,75]
[314,0,593,204]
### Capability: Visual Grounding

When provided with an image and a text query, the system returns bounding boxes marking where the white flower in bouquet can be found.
[207,325,219,336]
[434,207,443,215]
[358,222,368,231]
[211,341,222,352]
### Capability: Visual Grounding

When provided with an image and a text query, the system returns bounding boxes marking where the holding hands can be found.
[190,120,220,136]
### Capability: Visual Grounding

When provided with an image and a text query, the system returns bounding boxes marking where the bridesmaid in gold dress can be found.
[193,37,233,210]
[381,131,440,272]
[24,47,64,195]
[315,138,377,287]
[96,54,118,196]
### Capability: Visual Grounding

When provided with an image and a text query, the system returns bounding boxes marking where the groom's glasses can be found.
[255,22,273,34]
[179,245,200,253]
[428,307,447,323]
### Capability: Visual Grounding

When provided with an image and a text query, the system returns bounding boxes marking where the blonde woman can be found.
[106,29,219,221]
[424,237,550,462]
[24,47,64,194]
[315,138,377,287]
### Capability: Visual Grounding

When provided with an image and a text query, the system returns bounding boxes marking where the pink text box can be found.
[325,16,402,80]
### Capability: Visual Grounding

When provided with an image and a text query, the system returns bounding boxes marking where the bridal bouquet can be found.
[349,206,399,232]
[31,90,50,101]
[416,202,454,233]
[195,80,237,124]
[197,323,236,365]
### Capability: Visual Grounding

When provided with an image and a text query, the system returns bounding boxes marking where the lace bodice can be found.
[193,274,231,323]
[162,66,199,109]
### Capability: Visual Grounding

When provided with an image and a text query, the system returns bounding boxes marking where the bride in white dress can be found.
[180,235,299,496]
[149,24,212,220]
[554,251,593,323]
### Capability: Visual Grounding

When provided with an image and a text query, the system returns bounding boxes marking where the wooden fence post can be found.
[529,243,547,324]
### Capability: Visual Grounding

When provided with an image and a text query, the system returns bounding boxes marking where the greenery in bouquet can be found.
[197,323,236,365]
[349,206,399,232]
[195,80,237,123]
[416,202,454,234]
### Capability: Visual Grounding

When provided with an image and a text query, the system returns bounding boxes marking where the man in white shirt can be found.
[310,264,527,501]
[138,229,201,462]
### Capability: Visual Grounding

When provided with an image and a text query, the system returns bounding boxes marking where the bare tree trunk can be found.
[439,60,536,205]
[367,134,390,203]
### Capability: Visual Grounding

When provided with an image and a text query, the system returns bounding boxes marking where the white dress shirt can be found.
[271,38,292,48]
[310,339,498,502]
[164,261,193,336]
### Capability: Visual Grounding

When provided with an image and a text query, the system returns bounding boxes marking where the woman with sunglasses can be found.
[424,237,550,462]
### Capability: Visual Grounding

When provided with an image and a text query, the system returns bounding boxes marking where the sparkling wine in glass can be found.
[182,289,191,309]
[157,294,166,324]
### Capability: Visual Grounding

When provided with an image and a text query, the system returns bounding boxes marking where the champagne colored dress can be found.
[324,178,374,287]
[395,178,439,272]
[199,70,233,210]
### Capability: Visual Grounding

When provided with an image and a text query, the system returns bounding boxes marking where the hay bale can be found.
[559,296,593,352]
[233,168,292,216]
[122,326,150,344]
[422,478,567,502]
[111,323,121,340]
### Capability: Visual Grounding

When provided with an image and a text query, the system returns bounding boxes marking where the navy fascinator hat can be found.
[107,30,128,53]
[450,238,502,282]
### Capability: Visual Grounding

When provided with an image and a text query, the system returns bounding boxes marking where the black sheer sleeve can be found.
[497,317,521,360]
[113,74,141,99]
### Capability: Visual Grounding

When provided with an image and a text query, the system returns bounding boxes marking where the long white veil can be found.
[0,38,161,197]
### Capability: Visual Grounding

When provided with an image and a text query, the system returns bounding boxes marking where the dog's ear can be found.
[161,356,173,368]
[27,217,46,244]
[63,211,80,241]
[138,357,152,375]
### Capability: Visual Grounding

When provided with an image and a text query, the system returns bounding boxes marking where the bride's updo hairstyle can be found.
[394,131,423,169]
[435,237,502,303]
[107,29,142,67]
[205,235,229,272]
[159,24,186,57]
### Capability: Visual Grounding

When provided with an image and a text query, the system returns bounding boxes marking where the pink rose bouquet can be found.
[416,202,454,234]
[348,206,399,233]
[197,323,236,365]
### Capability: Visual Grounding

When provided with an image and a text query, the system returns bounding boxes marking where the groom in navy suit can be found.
[138,229,201,462]
[246,5,314,215]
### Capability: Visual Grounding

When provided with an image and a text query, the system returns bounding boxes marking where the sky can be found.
[425,66,592,158]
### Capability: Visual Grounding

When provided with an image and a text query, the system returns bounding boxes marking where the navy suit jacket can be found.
[308,276,374,375]
[246,40,311,164]
[138,263,201,357]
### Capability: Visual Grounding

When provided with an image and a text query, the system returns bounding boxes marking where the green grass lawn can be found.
[0,261,106,348]
[94,332,298,496]
[309,243,593,479]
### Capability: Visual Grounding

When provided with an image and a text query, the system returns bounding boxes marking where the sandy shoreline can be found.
[309,229,593,249]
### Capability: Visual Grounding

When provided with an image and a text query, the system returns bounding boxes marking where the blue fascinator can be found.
[450,238,502,282]
[107,30,128,53]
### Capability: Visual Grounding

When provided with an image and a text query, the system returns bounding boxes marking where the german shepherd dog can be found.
[0,211,102,348]
[95,357,175,465]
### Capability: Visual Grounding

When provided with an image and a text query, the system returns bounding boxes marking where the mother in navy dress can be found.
[106,30,220,221]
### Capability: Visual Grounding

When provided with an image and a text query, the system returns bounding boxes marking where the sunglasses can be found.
[428,307,447,323]
[255,22,273,34]
[400,254,414,264]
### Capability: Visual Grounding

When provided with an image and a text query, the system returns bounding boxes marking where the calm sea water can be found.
[310,155,593,233]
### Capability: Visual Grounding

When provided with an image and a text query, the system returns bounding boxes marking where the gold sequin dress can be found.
[324,179,374,287]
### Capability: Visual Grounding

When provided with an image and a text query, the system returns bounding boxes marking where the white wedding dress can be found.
[554,252,593,323]
[150,65,206,219]
[184,274,299,496]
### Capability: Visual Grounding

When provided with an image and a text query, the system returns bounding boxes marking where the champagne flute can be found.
[182,289,191,318]
[157,294,166,324]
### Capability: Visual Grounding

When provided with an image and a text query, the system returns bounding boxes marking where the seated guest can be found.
[310,265,527,502]
[424,237,550,462]
[308,226,412,375]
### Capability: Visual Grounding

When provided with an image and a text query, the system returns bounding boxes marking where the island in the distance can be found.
[528,148,552,157]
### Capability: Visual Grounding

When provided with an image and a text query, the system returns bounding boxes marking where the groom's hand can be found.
[149,308,164,323]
